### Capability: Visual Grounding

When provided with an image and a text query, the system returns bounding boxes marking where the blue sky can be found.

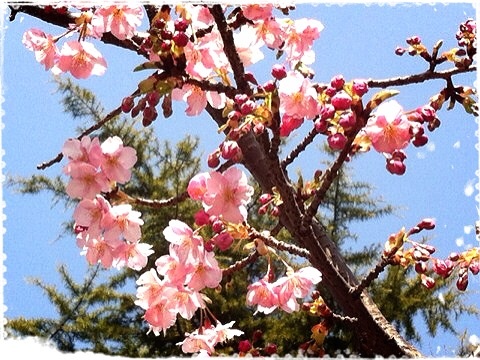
[1,2,479,358]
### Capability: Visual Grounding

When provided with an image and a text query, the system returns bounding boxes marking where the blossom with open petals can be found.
[92,5,143,40]
[55,40,107,79]
[22,28,59,70]
[202,167,254,224]
[278,71,320,120]
[364,100,412,154]
[100,136,137,184]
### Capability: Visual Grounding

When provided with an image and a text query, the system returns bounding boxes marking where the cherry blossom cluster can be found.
[246,264,322,314]
[187,167,254,225]
[62,136,151,270]
[22,5,144,78]
[383,218,480,291]
[135,219,224,339]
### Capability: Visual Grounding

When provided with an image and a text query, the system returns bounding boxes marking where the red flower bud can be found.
[331,91,352,111]
[238,340,252,353]
[327,133,347,151]
[330,74,345,90]
[271,64,287,80]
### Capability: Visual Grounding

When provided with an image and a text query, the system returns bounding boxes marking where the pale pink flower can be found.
[171,286,206,320]
[242,4,273,21]
[172,84,226,116]
[202,167,254,224]
[65,162,110,199]
[114,241,153,271]
[92,5,143,40]
[55,40,107,79]
[73,195,111,237]
[100,136,137,183]
[179,331,216,354]
[186,250,222,291]
[144,293,178,336]
[364,100,412,154]
[102,203,143,243]
[234,25,265,67]
[76,232,122,268]
[246,278,278,314]
[182,4,215,30]
[211,321,244,344]
[184,32,229,79]
[278,71,320,120]
[282,18,324,65]
[253,18,285,50]
[135,268,165,309]
[187,172,209,201]
[22,28,59,70]
[273,266,322,313]
[155,254,194,285]
[62,136,104,170]
[163,220,204,263]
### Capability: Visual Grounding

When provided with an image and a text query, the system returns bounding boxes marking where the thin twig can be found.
[368,65,476,89]
[350,256,391,298]
[281,126,318,171]
[222,251,260,277]
[249,226,310,259]
[36,89,140,170]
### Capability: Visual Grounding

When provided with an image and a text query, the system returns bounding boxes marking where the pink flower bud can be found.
[220,140,242,162]
[234,94,249,106]
[418,218,436,230]
[469,261,479,275]
[146,91,161,107]
[415,262,427,274]
[456,273,469,291]
[327,133,347,151]
[207,151,220,168]
[259,193,272,204]
[338,112,356,131]
[319,105,336,122]
[412,134,428,147]
[253,329,263,342]
[240,100,256,115]
[352,79,369,97]
[262,80,276,92]
[314,118,329,134]
[174,18,189,32]
[271,64,287,80]
[213,232,234,251]
[212,219,224,233]
[121,96,135,113]
[386,158,406,175]
[432,259,454,278]
[264,343,278,355]
[330,74,345,90]
[406,35,422,45]
[172,31,189,47]
[395,46,406,56]
[194,209,210,226]
[421,274,435,289]
[238,340,252,353]
[331,91,352,111]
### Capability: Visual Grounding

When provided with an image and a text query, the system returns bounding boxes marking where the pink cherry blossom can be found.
[76,232,123,268]
[253,17,285,50]
[102,203,144,243]
[364,100,412,154]
[184,32,229,79]
[246,278,278,314]
[280,114,304,137]
[172,84,226,116]
[144,295,178,336]
[273,266,322,313]
[241,4,273,21]
[55,40,107,79]
[179,330,216,354]
[234,25,265,67]
[163,220,204,263]
[65,162,110,199]
[22,28,59,70]
[135,268,165,310]
[170,286,206,320]
[202,167,254,224]
[92,5,143,40]
[186,250,222,291]
[100,136,137,183]
[155,254,194,285]
[282,18,324,65]
[278,71,320,120]
[114,241,154,271]
[62,136,104,170]
[73,195,112,237]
